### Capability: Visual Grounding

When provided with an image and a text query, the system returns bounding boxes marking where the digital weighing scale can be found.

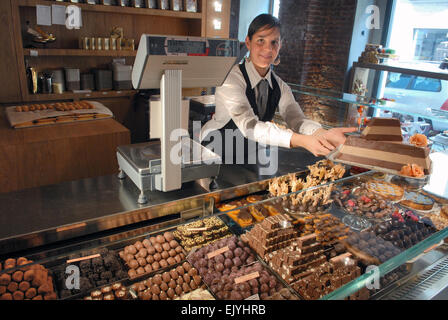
[117,35,239,204]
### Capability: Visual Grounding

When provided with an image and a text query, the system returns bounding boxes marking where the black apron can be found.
[203,61,281,165]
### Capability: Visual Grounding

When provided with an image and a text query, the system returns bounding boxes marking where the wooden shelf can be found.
[23,90,137,102]
[24,48,137,57]
[18,0,202,19]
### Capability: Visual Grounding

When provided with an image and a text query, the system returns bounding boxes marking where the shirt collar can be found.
[245,58,273,89]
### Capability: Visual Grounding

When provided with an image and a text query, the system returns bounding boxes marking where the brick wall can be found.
[275,0,357,126]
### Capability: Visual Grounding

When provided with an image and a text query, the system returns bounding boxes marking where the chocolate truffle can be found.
[128,259,139,269]
[160,282,169,292]
[164,232,174,242]
[162,243,171,251]
[0,274,11,285]
[154,244,163,254]
[156,235,165,244]
[182,283,191,293]
[152,262,160,271]
[167,288,175,299]
[1,293,12,300]
[101,286,112,294]
[25,288,37,299]
[127,245,137,255]
[147,246,156,255]
[183,274,191,283]
[169,249,177,258]
[182,262,191,271]
[162,272,171,283]
[7,282,18,293]
[142,290,152,300]
[190,280,198,290]
[161,251,169,260]
[168,279,177,289]
[169,240,178,249]
[135,241,143,251]
[142,239,151,249]
[159,260,168,268]
[137,258,147,267]
[175,285,183,296]
[144,265,153,274]
[167,257,176,266]
[174,255,182,263]
[151,285,161,295]
[150,237,157,245]
[176,277,184,285]
[159,291,168,300]
[175,246,183,254]
[138,249,148,258]
[175,266,185,276]
[13,291,24,300]
[193,275,201,285]
[153,274,163,285]
[153,253,162,262]
[146,255,155,264]
[128,269,137,278]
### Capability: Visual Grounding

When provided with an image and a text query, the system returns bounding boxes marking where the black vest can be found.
[204,61,281,164]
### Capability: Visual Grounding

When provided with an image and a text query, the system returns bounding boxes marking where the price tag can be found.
[66,254,100,264]
[207,246,229,259]
[235,272,259,284]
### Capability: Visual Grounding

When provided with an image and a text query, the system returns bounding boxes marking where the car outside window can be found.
[411,76,442,92]
[386,73,413,89]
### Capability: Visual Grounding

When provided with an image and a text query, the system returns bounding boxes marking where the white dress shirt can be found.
[200,59,322,149]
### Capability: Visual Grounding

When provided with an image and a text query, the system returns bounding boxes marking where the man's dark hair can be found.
[247,14,282,40]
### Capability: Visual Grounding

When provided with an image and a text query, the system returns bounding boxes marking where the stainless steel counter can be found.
[0,147,320,255]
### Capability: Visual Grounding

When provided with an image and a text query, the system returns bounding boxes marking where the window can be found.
[386,73,413,89]
[411,76,442,92]
[413,28,448,61]
[272,0,280,18]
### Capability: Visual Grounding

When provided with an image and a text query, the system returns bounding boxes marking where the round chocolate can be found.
[112,283,123,291]
[161,251,169,260]
[146,255,155,264]
[13,291,24,300]
[167,288,175,299]
[142,239,151,249]
[162,272,171,283]
[176,277,184,285]
[175,266,185,276]
[138,248,148,258]
[164,232,174,242]
[119,251,125,260]
[152,293,159,300]
[193,275,201,285]
[142,290,152,301]
[101,286,113,294]
[151,284,161,295]
[137,283,146,292]
[137,258,147,267]
[175,246,183,254]
[190,280,198,290]
[174,255,182,263]
[183,273,191,283]
[167,257,176,265]
[129,259,139,269]
[179,253,186,260]
[168,279,177,289]
[153,275,163,285]
[160,282,169,292]
[153,253,162,262]
[188,268,198,277]
[144,264,153,274]
[175,285,183,296]
[147,246,156,255]
[182,283,191,293]
[128,245,137,255]
[182,262,191,271]
[154,244,163,253]
[149,237,157,245]
[125,254,134,262]
[159,260,168,269]
[18,281,30,292]
[162,243,171,251]
[136,267,145,275]
[152,262,160,271]
[170,270,179,280]
[12,271,23,283]
[159,291,168,300]
[135,241,143,251]
[169,240,178,249]
[156,235,165,244]
[169,249,177,258]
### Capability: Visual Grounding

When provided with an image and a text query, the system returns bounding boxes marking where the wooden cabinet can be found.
[1,0,231,106]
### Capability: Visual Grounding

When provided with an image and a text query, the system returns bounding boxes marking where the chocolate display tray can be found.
[328,147,432,181]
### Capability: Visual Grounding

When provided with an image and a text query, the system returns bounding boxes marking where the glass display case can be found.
[1,159,447,301]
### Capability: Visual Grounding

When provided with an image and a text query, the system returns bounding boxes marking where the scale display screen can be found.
[167,40,206,54]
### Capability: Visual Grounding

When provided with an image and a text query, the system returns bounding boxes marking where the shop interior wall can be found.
[275,0,358,127]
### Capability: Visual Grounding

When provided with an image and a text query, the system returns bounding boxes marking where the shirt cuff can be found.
[276,129,294,149]
[299,119,322,136]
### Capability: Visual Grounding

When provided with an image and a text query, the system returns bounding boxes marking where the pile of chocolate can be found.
[57,248,127,299]
[241,215,298,258]
[207,262,284,300]
[372,213,436,250]
[173,217,232,252]
[118,232,185,278]
[292,256,369,300]
[345,231,402,264]
[301,213,349,246]
[264,288,299,300]
[84,283,129,300]
[130,262,201,300]
[265,234,326,285]
[187,236,256,287]
[332,185,396,219]
[0,257,57,300]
